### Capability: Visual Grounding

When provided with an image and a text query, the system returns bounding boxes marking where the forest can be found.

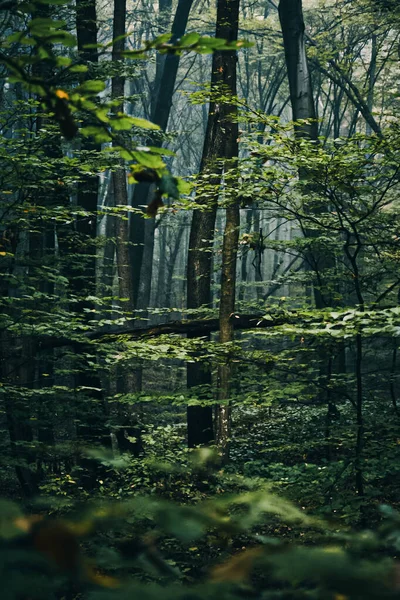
[1,0,400,597]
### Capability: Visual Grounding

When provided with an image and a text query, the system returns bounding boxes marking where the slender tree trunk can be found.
[216,195,240,453]
[75,0,101,302]
[366,34,377,136]
[279,0,344,449]
[2,330,38,496]
[156,219,167,307]
[112,0,134,318]
[343,227,365,498]
[100,177,116,301]
[278,0,318,141]
[354,333,364,497]
[111,0,142,453]
[188,0,240,448]
[152,0,173,116]
[390,340,399,415]
[130,0,195,309]
[238,209,252,303]
[252,210,261,301]
[255,224,265,302]
[215,0,240,452]
[165,221,185,308]
[32,226,56,478]
[279,0,331,309]
[1,211,38,496]
[69,0,113,487]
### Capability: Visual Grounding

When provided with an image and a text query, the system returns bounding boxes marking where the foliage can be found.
[2,472,400,600]
[1,0,400,597]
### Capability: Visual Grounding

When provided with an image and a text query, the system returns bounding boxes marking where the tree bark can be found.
[278,0,318,141]
[279,0,341,434]
[216,202,240,452]
[112,0,135,318]
[238,209,252,303]
[354,332,364,497]
[187,0,240,448]
[279,0,335,309]
[69,0,113,487]
[2,331,38,497]
[165,219,185,307]
[130,0,195,310]
[110,0,143,453]
[214,0,240,453]
[75,0,101,301]
[275,0,382,136]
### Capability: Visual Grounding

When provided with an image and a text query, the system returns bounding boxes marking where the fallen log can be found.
[37,312,299,350]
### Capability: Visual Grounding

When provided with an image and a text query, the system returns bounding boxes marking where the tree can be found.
[2,0,400,556]
[131,0,195,314]
[278,0,318,141]
[186,0,241,448]
[112,0,134,319]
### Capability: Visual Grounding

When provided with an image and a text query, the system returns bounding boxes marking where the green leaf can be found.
[55,56,72,67]
[45,32,76,47]
[176,177,193,194]
[132,151,165,169]
[113,146,134,160]
[129,117,160,130]
[82,43,104,49]
[68,64,88,73]
[94,109,109,124]
[111,116,137,131]
[76,79,106,94]
[156,505,207,542]
[147,146,175,156]
[192,46,214,55]
[28,18,67,31]
[231,39,253,49]
[6,32,32,44]
[80,126,112,143]
[110,115,159,132]
[179,32,200,47]
[150,33,173,47]
[198,36,227,48]
[85,448,131,469]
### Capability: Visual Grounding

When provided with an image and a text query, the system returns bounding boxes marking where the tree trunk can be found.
[2,330,38,497]
[111,0,142,453]
[216,200,240,453]
[75,0,101,302]
[165,219,185,307]
[214,0,240,453]
[156,218,167,307]
[112,0,134,318]
[100,177,116,301]
[66,0,113,489]
[238,209,252,303]
[366,34,377,136]
[130,0,195,310]
[187,0,240,447]
[278,0,318,141]
[279,0,341,437]
[279,0,335,310]
[354,333,364,497]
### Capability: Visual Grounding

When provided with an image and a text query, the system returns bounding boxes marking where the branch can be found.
[31,304,400,353]
[268,0,382,136]
[38,312,300,350]
[313,59,382,137]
